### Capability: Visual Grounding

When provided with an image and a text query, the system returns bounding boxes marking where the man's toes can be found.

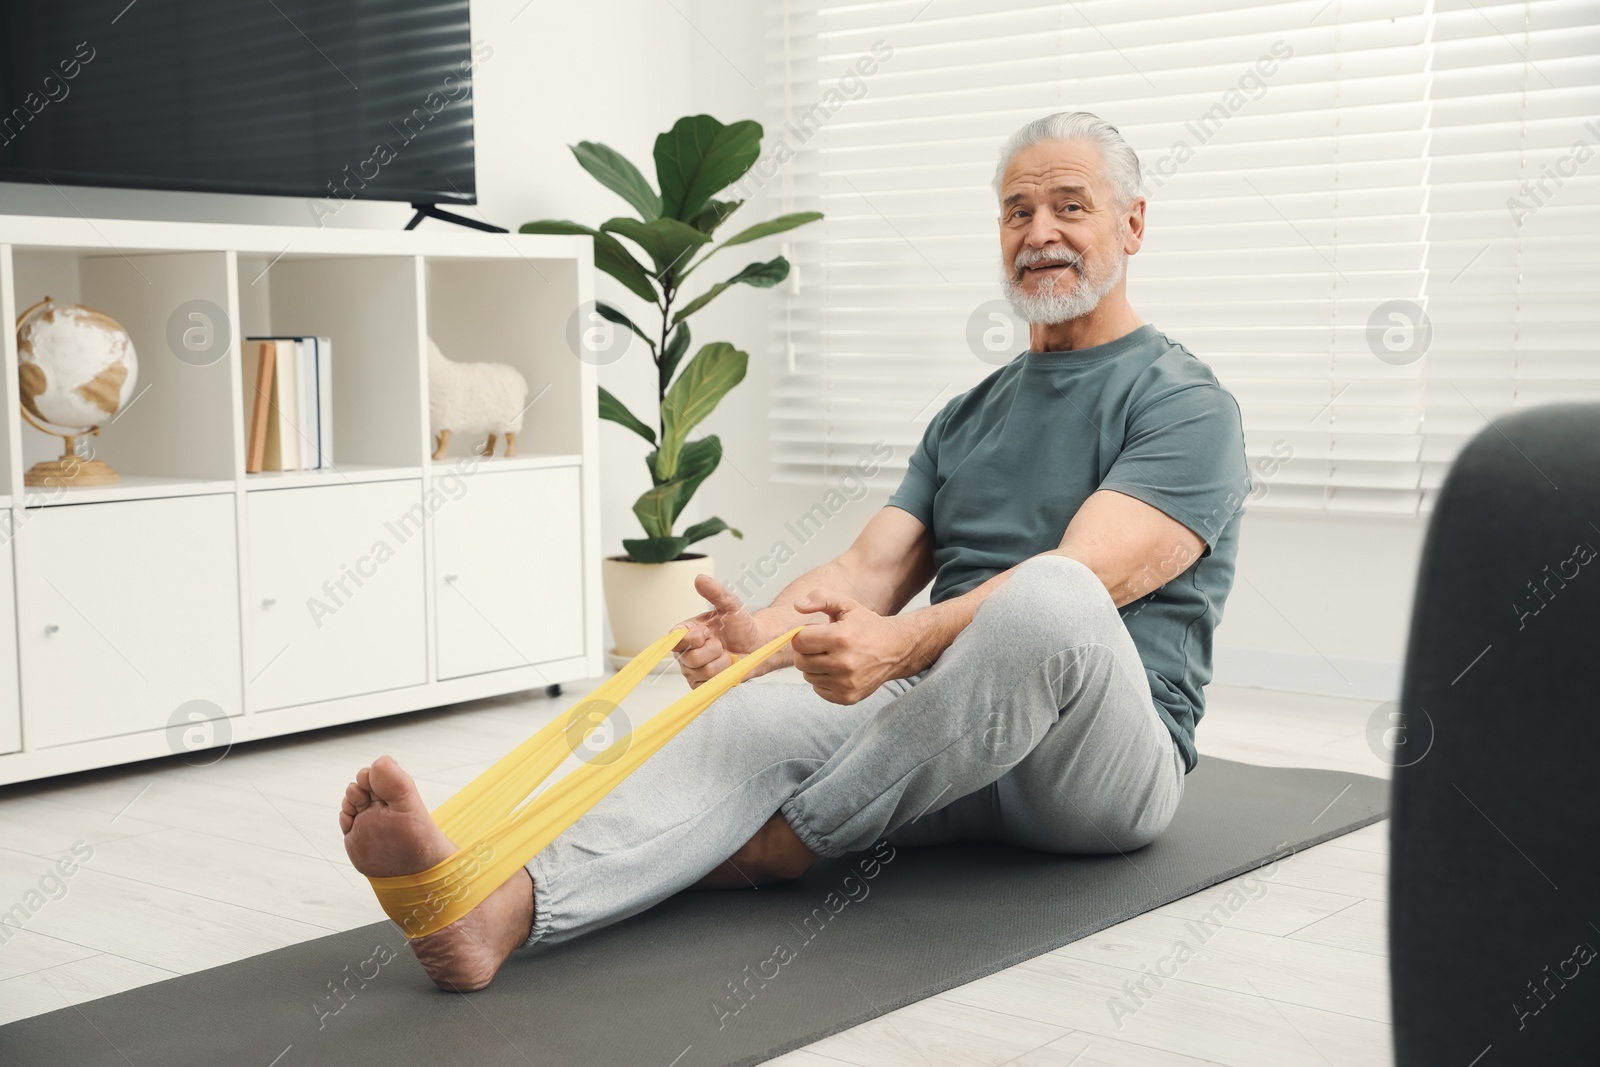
[342,782,365,816]
[366,755,423,812]
[339,779,367,833]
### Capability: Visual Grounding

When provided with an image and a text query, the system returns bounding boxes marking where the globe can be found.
[16,296,137,487]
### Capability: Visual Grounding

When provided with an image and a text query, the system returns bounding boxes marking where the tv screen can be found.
[0,0,479,208]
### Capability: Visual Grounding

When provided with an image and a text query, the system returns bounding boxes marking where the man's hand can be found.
[672,575,781,687]
[790,589,917,705]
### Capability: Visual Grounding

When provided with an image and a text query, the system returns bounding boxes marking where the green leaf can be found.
[672,256,790,325]
[658,343,747,479]
[682,517,743,545]
[661,322,691,385]
[688,199,744,234]
[654,115,763,222]
[716,211,823,251]
[598,386,656,445]
[669,435,723,518]
[632,482,682,539]
[646,433,723,515]
[595,301,655,350]
[622,536,690,564]
[570,141,661,221]
[519,220,659,304]
[599,217,712,278]
[681,212,820,280]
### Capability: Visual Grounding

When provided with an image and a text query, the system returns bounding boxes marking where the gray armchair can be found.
[1390,402,1599,1064]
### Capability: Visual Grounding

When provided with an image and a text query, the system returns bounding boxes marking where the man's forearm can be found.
[755,556,1030,681]
[886,557,1027,675]
[751,534,1137,678]
[757,550,1040,679]
[897,536,1176,673]
[750,555,902,669]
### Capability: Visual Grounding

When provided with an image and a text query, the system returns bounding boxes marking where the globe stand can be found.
[19,416,120,488]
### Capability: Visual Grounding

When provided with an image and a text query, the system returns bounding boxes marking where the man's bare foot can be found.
[340,755,534,992]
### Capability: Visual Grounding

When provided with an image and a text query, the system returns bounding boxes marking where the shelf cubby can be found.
[9,245,238,504]
[424,255,585,462]
[236,252,426,476]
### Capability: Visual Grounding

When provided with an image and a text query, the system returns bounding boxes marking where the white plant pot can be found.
[602,552,715,672]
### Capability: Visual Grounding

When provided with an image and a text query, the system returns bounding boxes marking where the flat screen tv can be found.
[0,0,480,217]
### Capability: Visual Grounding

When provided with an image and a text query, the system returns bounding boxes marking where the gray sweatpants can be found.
[522,554,1186,947]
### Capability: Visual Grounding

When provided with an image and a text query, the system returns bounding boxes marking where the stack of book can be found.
[243,336,333,472]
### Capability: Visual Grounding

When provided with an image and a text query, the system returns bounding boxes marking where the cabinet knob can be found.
[443,574,458,584]
[262,597,276,608]
[44,623,60,635]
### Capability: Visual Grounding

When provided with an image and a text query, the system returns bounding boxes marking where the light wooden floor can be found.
[0,677,1393,1065]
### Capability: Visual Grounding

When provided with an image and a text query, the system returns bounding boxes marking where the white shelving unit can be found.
[0,213,603,785]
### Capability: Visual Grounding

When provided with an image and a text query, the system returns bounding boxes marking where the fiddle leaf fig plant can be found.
[522,115,822,564]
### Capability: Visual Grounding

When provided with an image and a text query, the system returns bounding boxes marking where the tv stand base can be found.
[404,203,508,233]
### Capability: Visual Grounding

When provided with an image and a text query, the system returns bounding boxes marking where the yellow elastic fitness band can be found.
[367,624,804,939]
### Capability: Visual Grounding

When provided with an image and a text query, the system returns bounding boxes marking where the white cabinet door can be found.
[0,532,18,755]
[16,496,241,749]
[435,467,585,680]
[247,481,427,711]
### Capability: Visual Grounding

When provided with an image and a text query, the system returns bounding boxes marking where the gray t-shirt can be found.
[885,324,1251,773]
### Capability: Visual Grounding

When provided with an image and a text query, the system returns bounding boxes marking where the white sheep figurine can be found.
[428,337,529,459]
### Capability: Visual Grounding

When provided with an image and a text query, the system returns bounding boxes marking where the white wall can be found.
[0,0,1427,701]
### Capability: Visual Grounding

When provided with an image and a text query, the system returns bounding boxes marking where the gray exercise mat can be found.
[0,757,1387,1067]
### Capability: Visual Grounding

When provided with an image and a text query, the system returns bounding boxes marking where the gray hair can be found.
[991,111,1143,207]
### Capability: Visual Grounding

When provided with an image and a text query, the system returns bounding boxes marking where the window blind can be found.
[1421,0,1600,511]
[764,0,1600,515]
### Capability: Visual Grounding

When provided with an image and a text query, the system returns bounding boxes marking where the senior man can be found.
[339,111,1251,992]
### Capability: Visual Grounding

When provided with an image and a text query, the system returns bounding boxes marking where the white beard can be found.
[1001,244,1126,328]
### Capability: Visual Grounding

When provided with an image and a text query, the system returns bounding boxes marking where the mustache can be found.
[1013,245,1084,273]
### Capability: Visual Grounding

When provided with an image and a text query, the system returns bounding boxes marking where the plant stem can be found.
[658,281,673,445]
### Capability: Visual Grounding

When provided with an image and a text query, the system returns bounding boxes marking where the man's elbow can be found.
[1098,571,1146,609]
[1044,550,1151,608]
